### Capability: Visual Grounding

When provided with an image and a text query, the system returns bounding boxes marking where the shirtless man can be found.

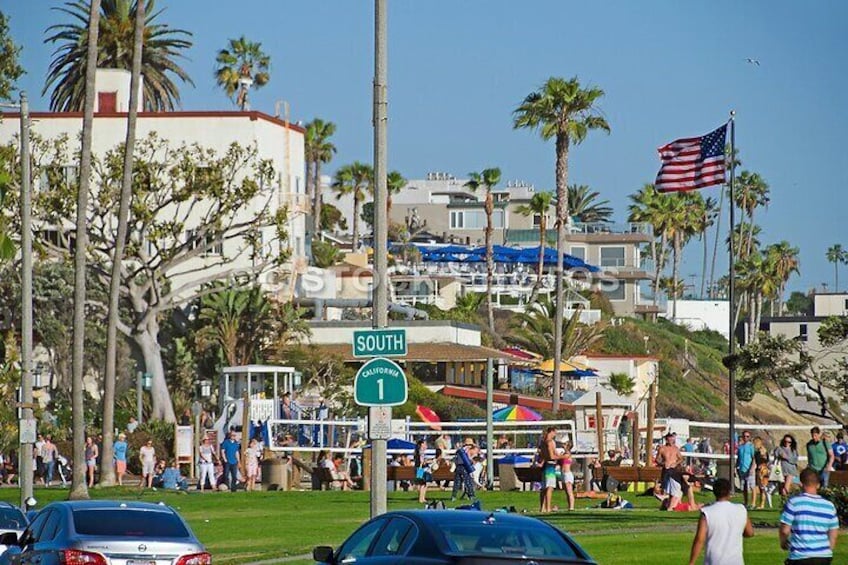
[536,427,558,513]
[656,432,683,494]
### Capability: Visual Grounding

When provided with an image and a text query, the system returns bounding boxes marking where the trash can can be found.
[261,457,291,491]
[497,455,532,491]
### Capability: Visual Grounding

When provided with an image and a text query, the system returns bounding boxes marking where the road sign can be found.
[352,328,407,358]
[354,357,408,406]
[368,406,392,440]
[19,419,36,443]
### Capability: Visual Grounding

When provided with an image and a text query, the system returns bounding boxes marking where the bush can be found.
[822,486,848,526]
[126,420,174,474]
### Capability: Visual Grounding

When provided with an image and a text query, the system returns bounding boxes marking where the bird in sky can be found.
[745,58,761,66]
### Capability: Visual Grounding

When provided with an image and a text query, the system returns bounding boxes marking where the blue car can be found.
[313,509,596,564]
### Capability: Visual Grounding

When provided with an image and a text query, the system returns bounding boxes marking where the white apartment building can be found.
[0,69,307,297]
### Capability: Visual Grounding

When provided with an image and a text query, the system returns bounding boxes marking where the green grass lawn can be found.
[1,486,845,564]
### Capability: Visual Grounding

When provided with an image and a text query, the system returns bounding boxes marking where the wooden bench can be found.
[830,470,848,487]
[386,465,416,482]
[605,466,640,484]
[513,466,542,491]
[639,467,662,484]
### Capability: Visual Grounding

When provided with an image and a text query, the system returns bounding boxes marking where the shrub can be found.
[822,486,848,526]
[126,420,174,474]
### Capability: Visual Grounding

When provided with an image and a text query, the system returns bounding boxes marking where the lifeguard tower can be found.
[213,364,296,441]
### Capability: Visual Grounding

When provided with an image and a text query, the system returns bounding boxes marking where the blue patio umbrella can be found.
[497,454,533,465]
[386,438,416,450]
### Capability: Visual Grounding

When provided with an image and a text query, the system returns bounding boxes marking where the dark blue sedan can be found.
[313,510,596,564]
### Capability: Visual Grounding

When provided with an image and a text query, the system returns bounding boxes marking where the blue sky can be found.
[6,1,848,295]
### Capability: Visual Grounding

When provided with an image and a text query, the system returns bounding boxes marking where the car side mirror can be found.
[312,546,334,563]
[0,531,19,546]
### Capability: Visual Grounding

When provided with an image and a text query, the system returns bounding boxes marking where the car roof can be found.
[43,500,177,512]
[386,510,552,528]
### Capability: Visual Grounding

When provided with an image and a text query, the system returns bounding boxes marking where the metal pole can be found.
[485,358,494,490]
[137,371,143,425]
[19,92,34,509]
[727,112,737,488]
[370,0,389,518]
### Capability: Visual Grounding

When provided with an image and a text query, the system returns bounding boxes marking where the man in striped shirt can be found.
[779,467,839,564]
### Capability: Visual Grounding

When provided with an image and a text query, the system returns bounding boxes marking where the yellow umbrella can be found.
[535,358,591,373]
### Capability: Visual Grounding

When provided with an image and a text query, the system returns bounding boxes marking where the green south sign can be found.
[354,357,408,406]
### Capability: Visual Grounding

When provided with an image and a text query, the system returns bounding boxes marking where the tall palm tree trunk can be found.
[70,0,101,500]
[100,0,143,487]
[312,161,322,237]
[529,216,546,303]
[835,261,840,292]
[352,198,360,251]
[708,186,725,298]
[652,232,667,304]
[485,191,495,334]
[700,233,708,299]
[671,234,681,319]
[552,137,570,412]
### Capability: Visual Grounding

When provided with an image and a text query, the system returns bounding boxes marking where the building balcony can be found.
[506,222,653,245]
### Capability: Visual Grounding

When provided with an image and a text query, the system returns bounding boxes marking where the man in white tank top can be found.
[688,478,754,565]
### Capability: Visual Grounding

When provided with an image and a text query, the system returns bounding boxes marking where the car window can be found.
[440,521,581,558]
[40,510,63,542]
[72,509,189,538]
[0,507,27,530]
[370,517,415,557]
[335,518,386,562]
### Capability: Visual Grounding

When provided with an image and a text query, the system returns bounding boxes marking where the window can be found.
[601,279,626,301]
[600,246,626,268]
[335,519,386,561]
[72,509,190,538]
[569,246,586,261]
[39,165,78,192]
[799,324,808,342]
[370,517,415,557]
[449,210,504,229]
[98,91,117,112]
[0,507,27,531]
[532,214,550,228]
[187,229,224,256]
[440,522,582,558]
[40,510,63,542]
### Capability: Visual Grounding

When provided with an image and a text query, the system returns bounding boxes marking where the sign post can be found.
[353,329,407,518]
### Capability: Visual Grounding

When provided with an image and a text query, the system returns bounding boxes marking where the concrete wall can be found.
[665,299,731,338]
[814,293,848,316]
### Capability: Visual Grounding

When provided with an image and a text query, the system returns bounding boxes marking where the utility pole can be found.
[369,0,389,518]
[19,92,34,509]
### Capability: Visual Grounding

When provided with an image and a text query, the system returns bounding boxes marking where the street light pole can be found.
[370,0,389,518]
[19,91,34,509]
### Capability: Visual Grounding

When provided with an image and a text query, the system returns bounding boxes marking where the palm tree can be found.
[693,195,718,299]
[44,0,193,112]
[765,241,800,315]
[513,76,609,412]
[332,162,374,251]
[516,191,554,300]
[304,119,337,237]
[663,192,700,320]
[100,0,143,488]
[507,298,604,363]
[628,184,666,303]
[567,184,613,223]
[733,170,770,261]
[464,168,501,334]
[386,170,406,216]
[69,0,101,502]
[826,244,847,291]
[215,36,270,110]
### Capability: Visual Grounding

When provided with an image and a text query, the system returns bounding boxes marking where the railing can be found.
[505,222,653,244]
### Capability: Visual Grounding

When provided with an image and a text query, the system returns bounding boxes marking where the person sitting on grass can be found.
[161,460,188,491]
[151,460,167,489]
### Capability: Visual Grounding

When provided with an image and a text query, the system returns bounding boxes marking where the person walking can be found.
[139,439,156,488]
[113,433,128,486]
[84,436,98,487]
[688,478,754,565]
[559,443,576,511]
[245,438,260,491]
[198,436,216,491]
[779,467,839,564]
[413,439,431,504]
[40,436,57,487]
[806,427,835,488]
[735,431,755,508]
[751,436,770,509]
[775,434,800,496]
[450,439,477,502]
[220,431,241,492]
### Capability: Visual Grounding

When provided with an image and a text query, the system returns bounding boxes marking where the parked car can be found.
[0,503,28,557]
[312,509,596,564]
[0,500,210,565]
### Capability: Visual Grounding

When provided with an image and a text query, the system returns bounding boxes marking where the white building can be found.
[665,299,731,338]
[0,69,307,297]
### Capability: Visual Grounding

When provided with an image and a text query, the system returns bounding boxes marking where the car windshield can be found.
[72,509,190,538]
[440,521,581,558]
[0,507,26,530]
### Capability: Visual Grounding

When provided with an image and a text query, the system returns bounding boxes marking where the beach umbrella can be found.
[535,358,596,374]
[492,404,543,422]
[415,405,442,431]
[386,438,416,450]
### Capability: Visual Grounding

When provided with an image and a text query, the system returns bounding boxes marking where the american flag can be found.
[655,124,727,193]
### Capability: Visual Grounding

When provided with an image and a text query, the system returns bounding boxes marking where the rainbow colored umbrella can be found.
[492,404,542,421]
[415,404,442,430]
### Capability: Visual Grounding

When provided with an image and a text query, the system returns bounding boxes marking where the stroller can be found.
[55,455,71,487]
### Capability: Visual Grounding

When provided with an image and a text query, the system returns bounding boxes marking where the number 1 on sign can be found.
[377,378,384,400]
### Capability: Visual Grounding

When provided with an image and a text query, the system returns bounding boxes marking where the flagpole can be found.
[727,110,737,490]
